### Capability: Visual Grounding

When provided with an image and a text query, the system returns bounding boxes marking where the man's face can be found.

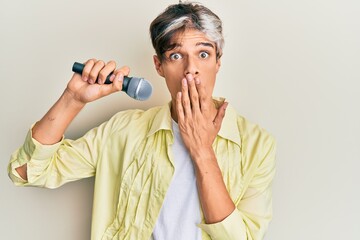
[153,28,221,101]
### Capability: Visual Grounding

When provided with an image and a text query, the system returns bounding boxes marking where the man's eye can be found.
[199,51,209,59]
[169,53,182,60]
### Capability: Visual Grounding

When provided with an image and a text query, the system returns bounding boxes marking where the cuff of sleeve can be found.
[8,127,64,184]
[198,208,247,240]
[27,126,64,160]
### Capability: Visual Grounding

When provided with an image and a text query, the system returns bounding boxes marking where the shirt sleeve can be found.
[7,117,116,188]
[198,134,277,240]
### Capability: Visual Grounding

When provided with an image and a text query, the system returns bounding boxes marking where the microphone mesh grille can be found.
[126,77,152,101]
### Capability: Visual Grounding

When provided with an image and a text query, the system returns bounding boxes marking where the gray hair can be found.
[150,2,224,61]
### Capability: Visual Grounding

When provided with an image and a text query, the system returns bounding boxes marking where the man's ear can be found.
[153,55,164,77]
[216,58,221,73]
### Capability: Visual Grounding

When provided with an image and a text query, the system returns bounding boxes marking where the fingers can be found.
[185,74,211,114]
[178,74,221,125]
[177,75,195,124]
[114,65,130,79]
[186,74,200,112]
[179,77,192,118]
[178,74,209,119]
[195,77,211,113]
[176,92,185,123]
[98,60,116,84]
[108,66,130,92]
[89,60,106,84]
[82,59,106,84]
[81,59,129,87]
[82,58,97,82]
[213,101,228,129]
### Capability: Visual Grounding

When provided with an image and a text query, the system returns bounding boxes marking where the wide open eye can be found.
[169,53,183,60]
[199,51,209,59]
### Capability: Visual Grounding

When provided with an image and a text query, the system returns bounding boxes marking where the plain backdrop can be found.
[1,0,359,239]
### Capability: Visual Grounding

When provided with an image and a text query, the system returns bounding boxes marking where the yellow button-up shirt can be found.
[8,100,276,240]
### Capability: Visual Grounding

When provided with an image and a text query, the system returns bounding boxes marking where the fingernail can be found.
[182,78,187,86]
[195,78,200,84]
[110,74,115,82]
[116,73,123,81]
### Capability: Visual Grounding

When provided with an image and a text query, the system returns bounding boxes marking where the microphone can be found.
[72,62,152,101]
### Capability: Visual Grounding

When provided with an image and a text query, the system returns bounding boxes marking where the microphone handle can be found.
[72,62,130,91]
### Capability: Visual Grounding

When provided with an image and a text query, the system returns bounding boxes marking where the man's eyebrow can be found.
[167,43,182,51]
[196,42,215,48]
[167,41,214,51]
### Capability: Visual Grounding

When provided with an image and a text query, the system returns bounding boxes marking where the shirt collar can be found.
[213,97,242,147]
[147,98,241,147]
[147,102,173,137]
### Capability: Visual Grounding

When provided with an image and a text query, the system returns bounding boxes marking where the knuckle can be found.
[114,82,122,91]
[87,59,96,65]
[122,66,130,73]
[116,66,130,76]
[99,71,107,81]
[96,60,105,65]
[99,68,108,79]
[107,60,116,66]
[82,69,90,76]
[191,95,198,102]
[89,71,98,80]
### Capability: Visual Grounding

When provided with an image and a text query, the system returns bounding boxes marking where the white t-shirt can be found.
[151,120,202,240]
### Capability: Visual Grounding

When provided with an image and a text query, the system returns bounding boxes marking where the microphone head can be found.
[126,77,152,101]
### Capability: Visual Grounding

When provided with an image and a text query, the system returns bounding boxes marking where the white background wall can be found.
[1,0,359,239]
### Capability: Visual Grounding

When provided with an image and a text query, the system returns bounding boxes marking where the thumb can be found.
[213,101,228,129]
[96,73,123,98]
[110,66,130,93]
[110,72,124,93]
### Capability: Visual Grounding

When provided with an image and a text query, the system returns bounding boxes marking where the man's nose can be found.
[184,56,199,76]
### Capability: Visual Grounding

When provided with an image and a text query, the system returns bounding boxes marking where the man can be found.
[8,2,276,240]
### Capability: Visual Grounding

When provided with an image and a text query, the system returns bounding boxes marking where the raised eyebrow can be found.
[196,42,215,48]
[169,43,182,50]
